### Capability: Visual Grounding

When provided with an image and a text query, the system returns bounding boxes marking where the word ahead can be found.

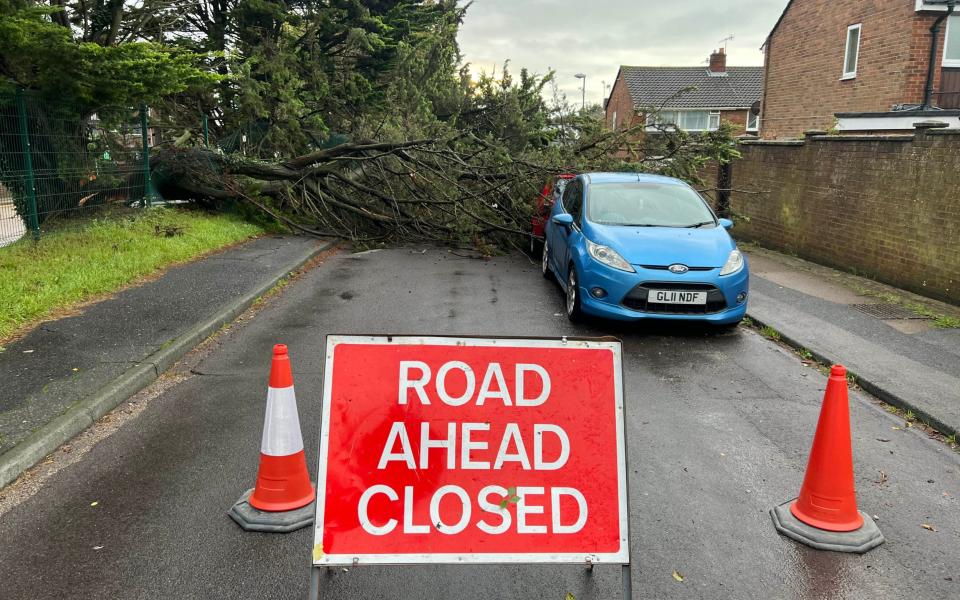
[313,336,628,565]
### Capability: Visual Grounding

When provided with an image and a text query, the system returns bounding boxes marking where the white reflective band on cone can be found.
[261,386,305,456]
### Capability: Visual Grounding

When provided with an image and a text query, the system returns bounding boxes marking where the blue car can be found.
[542,172,749,325]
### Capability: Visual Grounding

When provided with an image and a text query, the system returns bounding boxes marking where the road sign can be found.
[312,335,629,566]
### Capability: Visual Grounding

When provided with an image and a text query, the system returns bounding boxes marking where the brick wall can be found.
[605,71,640,130]
[729,126,960,303]
[761,0,946,139]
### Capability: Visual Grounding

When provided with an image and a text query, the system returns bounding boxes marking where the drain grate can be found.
[850,303,931,320]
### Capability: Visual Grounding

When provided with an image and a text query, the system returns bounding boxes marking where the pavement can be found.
[0,235,334,488]
[744,247,960,437]
[0,246,957,599]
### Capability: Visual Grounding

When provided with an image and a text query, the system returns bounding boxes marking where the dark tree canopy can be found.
[0,0,739,250]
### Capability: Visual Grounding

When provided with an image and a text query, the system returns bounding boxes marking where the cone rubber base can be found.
[229,488,314,533]
[771,500,884,553]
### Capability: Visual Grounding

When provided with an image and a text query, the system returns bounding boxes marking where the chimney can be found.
[709,48,727,74]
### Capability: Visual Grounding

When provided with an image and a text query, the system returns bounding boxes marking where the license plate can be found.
[648,290,707,305]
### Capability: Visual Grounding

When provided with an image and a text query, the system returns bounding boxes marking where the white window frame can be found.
[708,111,721,130]
[746,111,760,132]
[842,23,861,80]
[944,15,960,67]
[646,109,722,132]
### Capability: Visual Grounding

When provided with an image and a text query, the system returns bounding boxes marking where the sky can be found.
[456,0,786,108]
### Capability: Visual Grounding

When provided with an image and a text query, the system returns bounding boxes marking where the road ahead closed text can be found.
[314,337,628,565]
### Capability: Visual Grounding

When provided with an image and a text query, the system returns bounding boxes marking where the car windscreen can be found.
[587,182,716,227]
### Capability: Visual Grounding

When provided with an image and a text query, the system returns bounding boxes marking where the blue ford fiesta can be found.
[542,172,749,325]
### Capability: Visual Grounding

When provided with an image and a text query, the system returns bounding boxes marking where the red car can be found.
[530,173,575,254]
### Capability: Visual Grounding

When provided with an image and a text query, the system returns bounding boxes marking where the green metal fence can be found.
[0,89,156,247]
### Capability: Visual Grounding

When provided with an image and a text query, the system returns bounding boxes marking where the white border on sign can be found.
[313,335,629,566]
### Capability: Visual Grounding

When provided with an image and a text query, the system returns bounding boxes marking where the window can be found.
[586,182,715,228]
[842,23,861,79]
[646,110,720,132]
[746,110,759,132]
[708,111,721,130]
[562,180,583,225]
[945,15,960,67]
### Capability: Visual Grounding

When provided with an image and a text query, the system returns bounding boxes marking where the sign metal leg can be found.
[309,567,321,600]
[622,563,633,599]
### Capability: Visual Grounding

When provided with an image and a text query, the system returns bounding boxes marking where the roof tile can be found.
[620,66,763,109]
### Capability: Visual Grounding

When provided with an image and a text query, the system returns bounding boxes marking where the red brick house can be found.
[760,0,960,138]
[604,49,763,135]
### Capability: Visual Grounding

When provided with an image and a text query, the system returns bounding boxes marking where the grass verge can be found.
[0,207,263,342]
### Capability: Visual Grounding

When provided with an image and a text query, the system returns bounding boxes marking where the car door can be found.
[554,178,584,282]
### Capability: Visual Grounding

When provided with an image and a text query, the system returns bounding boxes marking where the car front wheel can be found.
[566,265,584,322]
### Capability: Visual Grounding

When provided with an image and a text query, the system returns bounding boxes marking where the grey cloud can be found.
[458,0,784,106]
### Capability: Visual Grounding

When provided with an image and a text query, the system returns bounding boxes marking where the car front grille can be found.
[622,282,728,314]
[639,265,714,272]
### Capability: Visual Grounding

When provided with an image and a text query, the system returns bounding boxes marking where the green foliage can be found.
[0,6,215,112]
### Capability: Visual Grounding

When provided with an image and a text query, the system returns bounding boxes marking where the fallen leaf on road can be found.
[672,571,684,582]
[90,501,98,507]
[874,471,887,485]
[891,426,901,431]
[23,349,34,353]
[565,594,576,600]
[876,438,891,442]
[921,523,936,532]
[92,546,103,551]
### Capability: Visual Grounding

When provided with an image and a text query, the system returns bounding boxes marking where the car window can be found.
[586,182,715,227]
[562,180,583,225]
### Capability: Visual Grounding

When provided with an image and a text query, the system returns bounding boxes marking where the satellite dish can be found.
[750,100,761,116]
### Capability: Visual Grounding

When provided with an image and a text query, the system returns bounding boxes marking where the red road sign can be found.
[312,335,628,565]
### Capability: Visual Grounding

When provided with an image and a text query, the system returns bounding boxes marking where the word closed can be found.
[314,336,628,565]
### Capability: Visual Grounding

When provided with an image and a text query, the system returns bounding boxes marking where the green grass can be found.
[759,325,781,341]
[0,207,263,341]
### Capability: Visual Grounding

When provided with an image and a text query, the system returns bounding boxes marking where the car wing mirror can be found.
[719,218,734,230]
[552,213,574,227]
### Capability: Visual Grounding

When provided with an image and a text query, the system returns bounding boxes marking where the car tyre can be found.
[541,239,552,279]
[566,264,584,323]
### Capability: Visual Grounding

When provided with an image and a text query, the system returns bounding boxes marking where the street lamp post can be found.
[574,73,586,110]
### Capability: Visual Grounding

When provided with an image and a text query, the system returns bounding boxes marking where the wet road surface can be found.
[1,247,957,599]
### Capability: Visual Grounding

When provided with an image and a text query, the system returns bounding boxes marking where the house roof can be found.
[619,66,764,110]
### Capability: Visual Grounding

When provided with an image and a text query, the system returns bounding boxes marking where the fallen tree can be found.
[154,119,742,251]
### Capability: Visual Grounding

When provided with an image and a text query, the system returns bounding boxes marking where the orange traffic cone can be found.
[229,344,316,532]
[770,365,884,553]
[790,364,863,531]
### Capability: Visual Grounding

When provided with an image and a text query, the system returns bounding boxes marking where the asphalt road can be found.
[1,247,957,599]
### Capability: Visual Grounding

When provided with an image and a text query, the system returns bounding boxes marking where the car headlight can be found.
[719,249,744,276]
[586,239,635,272]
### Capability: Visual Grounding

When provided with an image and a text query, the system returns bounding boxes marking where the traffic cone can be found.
[790,364,863,531]
[229,344,315,532]
[770,365,884,553]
